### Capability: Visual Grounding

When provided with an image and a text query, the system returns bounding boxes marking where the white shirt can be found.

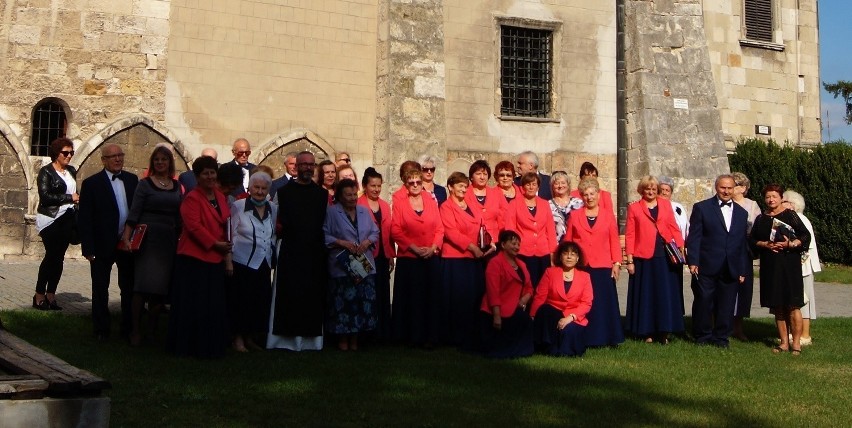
[718,198,733,232]
[35,169,77,232]
[108,170,129,235]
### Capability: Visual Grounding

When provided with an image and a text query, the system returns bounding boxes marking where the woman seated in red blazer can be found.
[503,172,557,290]
[390,168,444,348]
[624,175,686,344]
[564,177,625,348]
[530,241,593,357]
[479,230,534,358]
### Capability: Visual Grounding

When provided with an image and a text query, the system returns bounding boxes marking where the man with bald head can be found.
[228,138,256,197]
[78,143,138,341]
[179,148,218,192]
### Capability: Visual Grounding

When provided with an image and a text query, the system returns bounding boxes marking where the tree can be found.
[823,80,852,124]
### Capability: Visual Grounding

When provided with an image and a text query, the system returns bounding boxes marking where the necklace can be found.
[155,177,169,187]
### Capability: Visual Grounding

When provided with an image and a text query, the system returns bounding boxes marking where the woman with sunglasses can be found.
[417,155,447,205]
[33,138,79,310]
[391,168,444,347]
[493,161,519,203]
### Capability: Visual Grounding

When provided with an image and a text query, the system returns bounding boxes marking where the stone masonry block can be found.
[132,0,171,19]
[9,25,41,45]
[140,35,167,55]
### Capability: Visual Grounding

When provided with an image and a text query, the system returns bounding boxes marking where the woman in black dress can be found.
[123,146,182,346]
[750,184,810,355]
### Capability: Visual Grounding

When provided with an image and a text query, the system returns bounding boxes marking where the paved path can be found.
[1,260,850,317]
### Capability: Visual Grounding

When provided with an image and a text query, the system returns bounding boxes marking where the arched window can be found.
[30,99,68,156]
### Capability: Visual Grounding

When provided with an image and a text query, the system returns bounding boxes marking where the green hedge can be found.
[728,139,852,264]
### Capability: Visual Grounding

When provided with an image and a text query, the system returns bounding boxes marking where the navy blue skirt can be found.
[478,310,533,358]
[373,254,393,341]
[583,267,625,347]
[626,242,685,337]
[517,254,550,290]
[533,304,587,357]
[441,257,485,347]
[391,257,442,346]
[167,255,228,359]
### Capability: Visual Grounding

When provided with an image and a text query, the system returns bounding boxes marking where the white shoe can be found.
[800,337,813,346]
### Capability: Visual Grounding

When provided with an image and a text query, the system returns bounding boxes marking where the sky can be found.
[819,0,852,142]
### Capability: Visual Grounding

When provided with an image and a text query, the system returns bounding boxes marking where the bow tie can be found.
[112,172,123,181]
[719,200,732,207]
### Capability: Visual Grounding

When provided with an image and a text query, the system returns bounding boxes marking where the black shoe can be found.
[47,299,62,311]
[94,333,110,342]
[32,295,49,311]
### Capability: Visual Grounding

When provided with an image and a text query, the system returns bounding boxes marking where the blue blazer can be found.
[78,169,138,259]
[686,197,749,277]
[323,204,380,278]
[514,173,552,200]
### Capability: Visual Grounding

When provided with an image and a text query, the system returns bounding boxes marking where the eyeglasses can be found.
[422,167,436,173]
[103,153,124,159]
[59,150,75,157]
[339,158,351,163]
[234,150,251,157]
[406,180,422,186]
[496,172,513,178]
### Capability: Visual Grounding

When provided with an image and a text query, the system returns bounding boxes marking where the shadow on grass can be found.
[0,310,779,427]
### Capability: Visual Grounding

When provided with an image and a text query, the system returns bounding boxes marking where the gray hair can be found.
[731,172,751,190]
[782,190,806,213]
[417,154,438,167]
[550,171,570,194]
[658,176,674,189]
[519,150,539,167]
[284,151,298,161]
[715,174,735,187]
[249,172,272,188]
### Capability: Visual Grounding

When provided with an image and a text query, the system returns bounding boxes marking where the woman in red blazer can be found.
[530,241,593,356]
[479,230,534,358]
[358,167,395,342]
[624,175,686,344]
[564,178,625,347]
[503,172,557,289]
[390,168,444,347]
[464,160,506,240]
[168,156,232,358]
[441,172,496,347]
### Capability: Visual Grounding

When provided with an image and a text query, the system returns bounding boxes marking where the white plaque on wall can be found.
[673,98,689,110]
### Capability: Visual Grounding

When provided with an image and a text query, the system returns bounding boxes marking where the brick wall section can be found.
[702,0,821,147]
[165,0,378,170]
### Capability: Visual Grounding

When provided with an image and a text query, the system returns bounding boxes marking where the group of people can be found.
[34,137,821,359]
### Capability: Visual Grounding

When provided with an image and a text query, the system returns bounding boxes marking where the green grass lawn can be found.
[814,263,852,284]
[2,310,850,427]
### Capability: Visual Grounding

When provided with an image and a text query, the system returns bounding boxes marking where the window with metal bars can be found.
[500,26,552,118]
[744,0,773,42]
[30,100,67,156]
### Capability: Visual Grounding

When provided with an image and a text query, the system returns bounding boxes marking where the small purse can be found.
[477,221,492,252]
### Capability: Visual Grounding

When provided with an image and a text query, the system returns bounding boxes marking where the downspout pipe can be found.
[616,0,628,233]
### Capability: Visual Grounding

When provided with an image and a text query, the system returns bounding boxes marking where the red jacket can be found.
[177,188,230,263]
[571,188,614,213]
[464,185,507,238]
[503,196,557,257]
[440,199,484,259]
[564,206,622,268]
[480,253,533,317]
[625,198,684,259]
[530,267,593,326]
[358,194,395,259]
[391,193,444,258]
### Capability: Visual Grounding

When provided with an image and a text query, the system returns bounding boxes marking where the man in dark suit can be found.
[514,151,552,200]
[178,147,218,192]
[228,138,256,197]
[269,151,298,200]
[686,174,749,347]
[78,143,138,340]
